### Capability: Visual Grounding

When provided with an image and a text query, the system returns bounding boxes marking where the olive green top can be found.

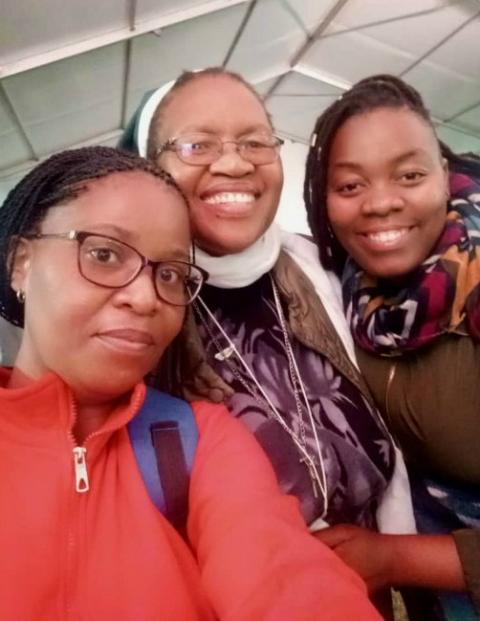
[356,335,480,610]
[357,334,480,484]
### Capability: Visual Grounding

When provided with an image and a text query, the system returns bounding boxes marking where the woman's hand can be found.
[314,525,467,594]
[314,525,394,593]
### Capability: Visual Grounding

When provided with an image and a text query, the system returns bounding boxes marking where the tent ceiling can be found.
[1,0,480,196]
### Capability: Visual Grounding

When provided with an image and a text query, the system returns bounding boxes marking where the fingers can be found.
[314,524,355,548]
[182,363,233,402]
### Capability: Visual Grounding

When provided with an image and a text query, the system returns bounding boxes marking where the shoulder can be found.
[279,230,358,366]
[191,400,262,448]
[280,230,318,264]
[190,400,230,429]
[279,230,342,298]
[191,401,277,491]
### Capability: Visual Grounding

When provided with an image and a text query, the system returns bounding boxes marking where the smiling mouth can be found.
[203,192,256,205]
[363,227,411,246]
[201,191,258,216]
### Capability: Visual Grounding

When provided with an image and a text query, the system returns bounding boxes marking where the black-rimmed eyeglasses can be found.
[156,132,284,166]
[27,230,208,306]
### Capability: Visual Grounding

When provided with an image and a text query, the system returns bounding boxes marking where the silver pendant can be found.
[214,344,235,361]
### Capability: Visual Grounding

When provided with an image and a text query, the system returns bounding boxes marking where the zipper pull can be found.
[73,447,90,493]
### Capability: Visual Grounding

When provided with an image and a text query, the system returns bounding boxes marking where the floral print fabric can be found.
[195,274,394,527]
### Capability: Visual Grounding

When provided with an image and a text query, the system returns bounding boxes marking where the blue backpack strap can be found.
[127,387,198,531]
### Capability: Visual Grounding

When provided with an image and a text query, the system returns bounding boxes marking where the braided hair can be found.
[146,66,273,159]
[0,146,185,327]
[304,74,480,274]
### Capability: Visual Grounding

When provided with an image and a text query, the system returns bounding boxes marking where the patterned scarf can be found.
[343,173,480,355]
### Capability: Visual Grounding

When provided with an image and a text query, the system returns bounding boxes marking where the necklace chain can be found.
[193,275,328,516]
[271,278,310,448]
[269,276,328,503]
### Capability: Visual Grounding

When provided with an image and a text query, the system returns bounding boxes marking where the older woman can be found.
[0,146,381,620]
[119,67,414,539]
[304,74,480,620]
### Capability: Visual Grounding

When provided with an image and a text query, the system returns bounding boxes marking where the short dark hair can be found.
[304,73,480,274]
[146,67,273,160]
[0,146,185,327]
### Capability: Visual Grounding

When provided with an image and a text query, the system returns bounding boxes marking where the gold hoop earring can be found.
[16,290,25,304]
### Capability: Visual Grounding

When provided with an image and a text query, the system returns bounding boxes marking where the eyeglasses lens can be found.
[175,134,281,166]
[78,235,203,306]
[155,262,203,306]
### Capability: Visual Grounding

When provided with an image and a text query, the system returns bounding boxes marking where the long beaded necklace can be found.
[193,273,328,517]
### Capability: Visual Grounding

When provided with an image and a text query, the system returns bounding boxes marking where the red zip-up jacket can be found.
[0,369,381,620]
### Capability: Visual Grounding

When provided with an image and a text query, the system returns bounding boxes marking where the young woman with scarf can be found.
[304,73,480,620]
[119,67,414,571]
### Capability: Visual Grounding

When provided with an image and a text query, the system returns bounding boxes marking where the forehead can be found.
[42,171,190,254]
[72,171,185,214]
[159,75,271,138]
[330,106,440,162]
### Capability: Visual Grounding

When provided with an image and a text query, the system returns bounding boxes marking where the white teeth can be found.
[204,192,255,205]
[367,229,407,243]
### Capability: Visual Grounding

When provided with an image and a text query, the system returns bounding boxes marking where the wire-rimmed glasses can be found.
[156,132,284,166]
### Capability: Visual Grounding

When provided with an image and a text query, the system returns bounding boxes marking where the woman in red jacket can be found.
[0,146,380,621]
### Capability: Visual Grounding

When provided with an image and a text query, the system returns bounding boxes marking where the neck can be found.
[7,366,34,390]
[72,400,119,445]
[8,365,123,445]
[195,222,282,288]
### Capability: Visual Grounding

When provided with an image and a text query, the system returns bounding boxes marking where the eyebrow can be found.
[87,223,132,238]
[80,224,191,261]
[331,148,431,171]
[163,247,192,262]
[173,123,272,136]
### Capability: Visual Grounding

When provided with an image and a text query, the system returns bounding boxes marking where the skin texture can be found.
[155,74,284,256]
[326,106,449,279]
[314,525,466,595]
[10,171,190,438]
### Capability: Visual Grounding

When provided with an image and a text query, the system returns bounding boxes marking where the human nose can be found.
[208,142,255,176]
[113,265,160,315]
[361,183,404,216]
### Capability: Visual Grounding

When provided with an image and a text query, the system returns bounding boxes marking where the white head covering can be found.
[135,69,206,157]
[136,80,176,157]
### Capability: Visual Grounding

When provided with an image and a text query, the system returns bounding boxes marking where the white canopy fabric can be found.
[1,0,480,209]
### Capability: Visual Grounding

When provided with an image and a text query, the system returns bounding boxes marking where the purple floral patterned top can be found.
[195,274,395,528]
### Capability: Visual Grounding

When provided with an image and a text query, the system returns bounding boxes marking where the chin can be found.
[197,225,271,256]
[367,264,418,281]
[77,372,145,402]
